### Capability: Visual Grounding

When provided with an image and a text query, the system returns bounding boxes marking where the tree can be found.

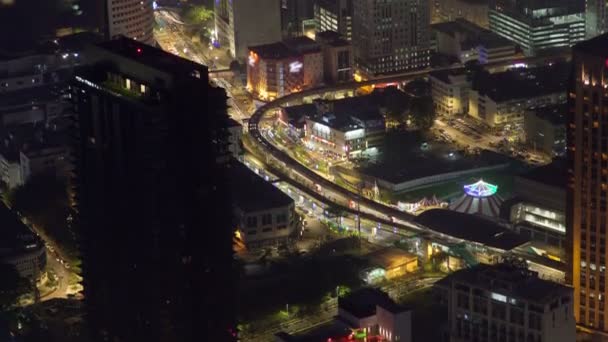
[182,5,214,26]
[410,96,435,130]
[0,263,29,309]
[325,204,345,229]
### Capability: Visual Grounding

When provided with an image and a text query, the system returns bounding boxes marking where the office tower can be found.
[352,0,431,78]
[281,0,315,38]
[436,263,575,342]
[586,0,608,38]
[489,0,584,56]
[568,33,608,331]
[214,0,283,60]
[314,0,354,41]
[71,38,235,341]
[106,0,155,45]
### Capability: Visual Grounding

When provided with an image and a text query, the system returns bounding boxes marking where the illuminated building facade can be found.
[433,19,518,65]
[568,33,608,330]
[315,31,354,84]
[433,0,490,29]
[436,263,575,342]
[468,63,569,127]
[586,0,608,39]
[430,68,470,116]
[71,38,235,341]
[489,0,584,56]
[352,0,431,77]
[107,0,154,45]
[214,0,283,60]
[229,161,298,248]
[304,104,385,158]
[247,37,323,100]
[314,0,354,41]
[507,161,567,254]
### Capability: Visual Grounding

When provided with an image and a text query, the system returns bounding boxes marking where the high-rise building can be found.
[281,0,315,38]
[586,0,608,39]
[106,0,155,45]
[214,0,283,60]
[71,38,235,341]
[568,33,608,331]
[489,0,585,56]
[352,0,431,78]
[314,0,354,41]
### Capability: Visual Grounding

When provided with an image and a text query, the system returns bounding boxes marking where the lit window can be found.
[126,79,131,90]
[140,84,146,94]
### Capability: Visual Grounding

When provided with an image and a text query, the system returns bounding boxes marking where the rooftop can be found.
[436,262,572,306]
[518,158,566,189]
[363,132,511,184]
[94,37,207,79]
[432,19,514,50]
[226,117,242,128]
[415,209,529,251]
[0,201,40,253]
[228,160,293,212]
[429,68,467,84]
[574,33,608,58]
[339,288,409,318]
[474,63,570,103]
[250,37,320,60]
[367,247,418,270]
[529,103,567,126]
[315,31,351,47]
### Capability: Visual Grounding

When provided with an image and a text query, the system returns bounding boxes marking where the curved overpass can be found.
[246,56,571,259]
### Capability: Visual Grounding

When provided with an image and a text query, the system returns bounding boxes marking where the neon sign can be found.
[463,179,498,198]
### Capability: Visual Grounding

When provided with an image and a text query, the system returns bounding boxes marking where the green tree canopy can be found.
[410,96,435,130]
[182,5,214,26]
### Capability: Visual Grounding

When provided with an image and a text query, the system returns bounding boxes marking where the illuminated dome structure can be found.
[449,180,504,218]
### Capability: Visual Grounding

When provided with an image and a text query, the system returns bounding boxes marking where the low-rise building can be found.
[229,161,299,248]
[504,160,566,255]
[226,118,243,158]
[276,288,412,342]
[433,19,519,65]
[247,36,323,100]
[338,288,412,342]
[0,202,46,279]
[365,247,418,281]
[430,68,470,116]
[315,31,354,84]
[524,104,566,157]
[304,103,385,159]
[468,64,569,127]
[435,262,575,342]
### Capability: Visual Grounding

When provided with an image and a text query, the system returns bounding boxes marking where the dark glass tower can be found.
[71,37,236,341]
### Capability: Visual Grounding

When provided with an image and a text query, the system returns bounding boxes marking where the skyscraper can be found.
[568,33,608,331]
[314,0,354,41]
[586,0,608,39]
[71,38,235,341]
[352,0,431,78]
[281,0,315,38]
[106,0,155,45]
[489,0,585,56]
[214,0,283,60]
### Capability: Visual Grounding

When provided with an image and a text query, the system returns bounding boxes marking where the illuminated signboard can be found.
[463,179,498,198]
[490,292,507,303]
[289,61,303,73]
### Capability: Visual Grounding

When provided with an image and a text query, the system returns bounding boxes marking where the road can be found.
[154,9,253,122]
[244,57,569,278]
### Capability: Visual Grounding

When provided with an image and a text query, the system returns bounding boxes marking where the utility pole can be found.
[358,182,363,249]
